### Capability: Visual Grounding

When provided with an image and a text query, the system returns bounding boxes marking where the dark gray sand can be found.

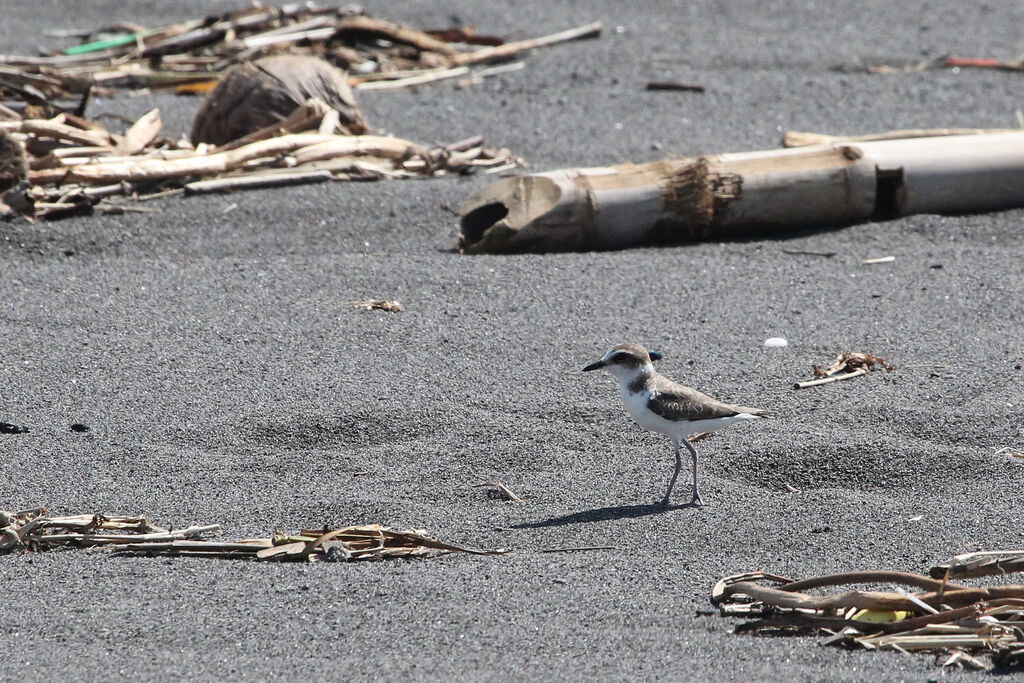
[3,1,1023,680]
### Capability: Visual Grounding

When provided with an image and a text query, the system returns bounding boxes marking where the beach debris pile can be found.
[0,3,606,221]
[0,98,519,221]
[1,507,507,562]
[712,551,1024,671]
[0,3,600,100]
[794,351,893,389]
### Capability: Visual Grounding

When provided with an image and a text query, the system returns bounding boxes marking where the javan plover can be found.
[583,342,767,507]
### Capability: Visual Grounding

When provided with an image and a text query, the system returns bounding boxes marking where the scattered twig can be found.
[687,432,711,443]
[540,546,616,553]
[781,248,836,257]
[861,255,895,265]
[473,481,524,503]
[355,66,470,91]
[795,367,866,389]
[645,81,706,92]
[448,22,602,67]
[346,299,404,312]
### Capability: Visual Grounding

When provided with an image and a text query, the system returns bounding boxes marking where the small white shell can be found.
[763,337,788,348]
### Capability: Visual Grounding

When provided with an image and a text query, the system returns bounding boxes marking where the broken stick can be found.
[473,481,524,502]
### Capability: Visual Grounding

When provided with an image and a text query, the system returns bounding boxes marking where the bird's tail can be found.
[735,406,770,418]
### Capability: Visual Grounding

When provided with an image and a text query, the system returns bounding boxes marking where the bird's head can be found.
[583,343,659,381]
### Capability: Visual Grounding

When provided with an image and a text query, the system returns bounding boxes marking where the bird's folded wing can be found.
[646,387,741,422]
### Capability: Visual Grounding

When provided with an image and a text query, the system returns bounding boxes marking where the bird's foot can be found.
[690,491,705,507]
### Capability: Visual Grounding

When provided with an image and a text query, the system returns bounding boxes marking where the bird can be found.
[583,342,767,507]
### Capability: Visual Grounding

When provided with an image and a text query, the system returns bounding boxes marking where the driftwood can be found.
[458,132,1024,253]
[713,556,1024,671]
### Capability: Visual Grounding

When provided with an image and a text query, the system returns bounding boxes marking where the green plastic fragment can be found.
[63,31,151,56]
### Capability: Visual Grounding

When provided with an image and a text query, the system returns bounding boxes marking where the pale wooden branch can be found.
[356,66,470,91]
[114,108,161,155]
[34,524,220,545]
[29,133,416,185]
[794,368,867,389]
[0,119,113,147]
[450,22,602,66]
[782,128,1018,148]
[184,169,333,194]
[335,15,459,56]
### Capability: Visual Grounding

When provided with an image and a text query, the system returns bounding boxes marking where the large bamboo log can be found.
[458,132,1024,253]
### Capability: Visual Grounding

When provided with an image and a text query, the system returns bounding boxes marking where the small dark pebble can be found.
[1016,364,1022,370]
[811,525,831,533]
[70,423,90,432]
[929,264,943,269]
[0,422,29,434]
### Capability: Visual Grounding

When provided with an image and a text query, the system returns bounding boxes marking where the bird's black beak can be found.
[582,360,606,372]
[648,351,662,361]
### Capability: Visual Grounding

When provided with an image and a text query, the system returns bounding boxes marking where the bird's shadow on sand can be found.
[512,502,698,529]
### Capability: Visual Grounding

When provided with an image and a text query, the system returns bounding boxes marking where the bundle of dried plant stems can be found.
[712,553,1024,671]
[1,507,507,562]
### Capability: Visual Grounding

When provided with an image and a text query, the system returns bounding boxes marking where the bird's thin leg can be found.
[661,438,681,507]
[682,438,703,506]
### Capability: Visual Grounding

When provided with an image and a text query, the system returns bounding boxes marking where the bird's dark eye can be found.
[610,353,629,363]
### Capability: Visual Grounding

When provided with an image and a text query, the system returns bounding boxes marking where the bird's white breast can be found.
[621,384,668,432]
